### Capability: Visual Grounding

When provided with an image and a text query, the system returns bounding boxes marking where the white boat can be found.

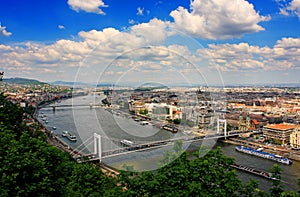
[62,130,68,137]
[62,130,77,142]
[140,121,150,125]
[120,139,135,147]
[235,146,292,165]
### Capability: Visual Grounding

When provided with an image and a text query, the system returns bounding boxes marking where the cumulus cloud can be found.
[137,7,144,15]
[0,22,172,82]
[58,25,65,29]
[67,0,107,15]
[0,44,13,52]
[130,18,174,44]
[288,0,300,19]
[197,37,300,71]
[278,0,300,19]
[128,19,135,24]
[170,0,270,39]
[0,24,12,37]
[275,37,300,49]
[0,12,298,84]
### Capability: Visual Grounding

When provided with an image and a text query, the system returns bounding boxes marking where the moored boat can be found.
[231,164,277,180]
[235,146,292,165]
[162,125,178,133]
[62,130,77,142]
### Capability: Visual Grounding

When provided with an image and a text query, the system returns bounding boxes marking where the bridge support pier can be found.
[217,119,227,139]
[52,106,56,111]
[94,133,102,162]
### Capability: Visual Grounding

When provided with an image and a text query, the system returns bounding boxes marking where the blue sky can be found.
[0,0,300,86]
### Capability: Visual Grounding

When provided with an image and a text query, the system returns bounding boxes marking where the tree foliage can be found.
[0,94,299,196]
[119,145,243,197]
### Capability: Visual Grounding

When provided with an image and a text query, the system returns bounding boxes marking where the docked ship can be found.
[162,125,178,133]
[235,146,292,165]
[62,130,77,142]
[231,164,276,180]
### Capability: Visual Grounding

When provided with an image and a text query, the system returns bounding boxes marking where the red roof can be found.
[252,119,259,125]
[265,124,295,131]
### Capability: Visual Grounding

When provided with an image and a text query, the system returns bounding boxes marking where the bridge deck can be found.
[75,132,240,163]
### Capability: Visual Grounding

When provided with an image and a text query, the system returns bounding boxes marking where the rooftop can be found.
[265,123,296,131]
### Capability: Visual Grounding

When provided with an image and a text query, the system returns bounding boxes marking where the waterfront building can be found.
[263,123,296,145]
[290,130,300,148]
[145,103,182,120]
[128,100,146,113]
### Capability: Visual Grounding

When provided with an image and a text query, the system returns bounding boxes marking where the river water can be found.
[39,93,300,192]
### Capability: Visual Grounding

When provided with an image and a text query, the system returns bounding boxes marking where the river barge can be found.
[235,146,292,165]
[231,164,276,180]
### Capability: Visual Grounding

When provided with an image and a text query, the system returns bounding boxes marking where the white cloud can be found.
[67,0,107,15]
[288,0,300,19]
[58,25,65,29]
[0,24,12,37]
[130,18,174,44]
[128,19,135,24]
[137,7,144,15]
[278,0,300,19]
[279,8,289,16]
[0,44,13,52]
[0,13,299,84]
[170,0,270,39]
[275,37,300,49]
[197,37,300,71]
[0,24,173,82]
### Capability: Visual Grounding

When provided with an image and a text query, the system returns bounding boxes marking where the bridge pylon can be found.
[217,119,227,139]
[93,133,102,162]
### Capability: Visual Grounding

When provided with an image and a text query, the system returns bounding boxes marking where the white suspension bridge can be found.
[69,119,242,163]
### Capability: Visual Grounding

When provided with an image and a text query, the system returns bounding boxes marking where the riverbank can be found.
[222,138,300,161]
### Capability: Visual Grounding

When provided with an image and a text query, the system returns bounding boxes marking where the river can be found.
[38,93,300,192]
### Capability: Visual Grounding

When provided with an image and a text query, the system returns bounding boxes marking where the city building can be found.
[263,123,296,145]
[290,130,300,148]
[238,112,251,132]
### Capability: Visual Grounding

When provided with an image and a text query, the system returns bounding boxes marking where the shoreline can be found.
[222,138,300,161]
[33,94,88,157]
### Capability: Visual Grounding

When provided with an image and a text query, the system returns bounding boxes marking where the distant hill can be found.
[134,82,168,91]
[52,81,123,87]
[51,81,94,87]
[3,78,47,85]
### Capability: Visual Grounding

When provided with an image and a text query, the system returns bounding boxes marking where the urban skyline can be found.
[0,0,300,85]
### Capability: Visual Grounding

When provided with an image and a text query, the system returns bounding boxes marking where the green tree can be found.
[298,179,300,194]
[120,146,243,197]
[0,129,74,196]
[139,109,148,115]
[240,179,267,197]
[158,140,183,167]
[173,118,181,124]
[269,164,284,197]
[66,164,121,197]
